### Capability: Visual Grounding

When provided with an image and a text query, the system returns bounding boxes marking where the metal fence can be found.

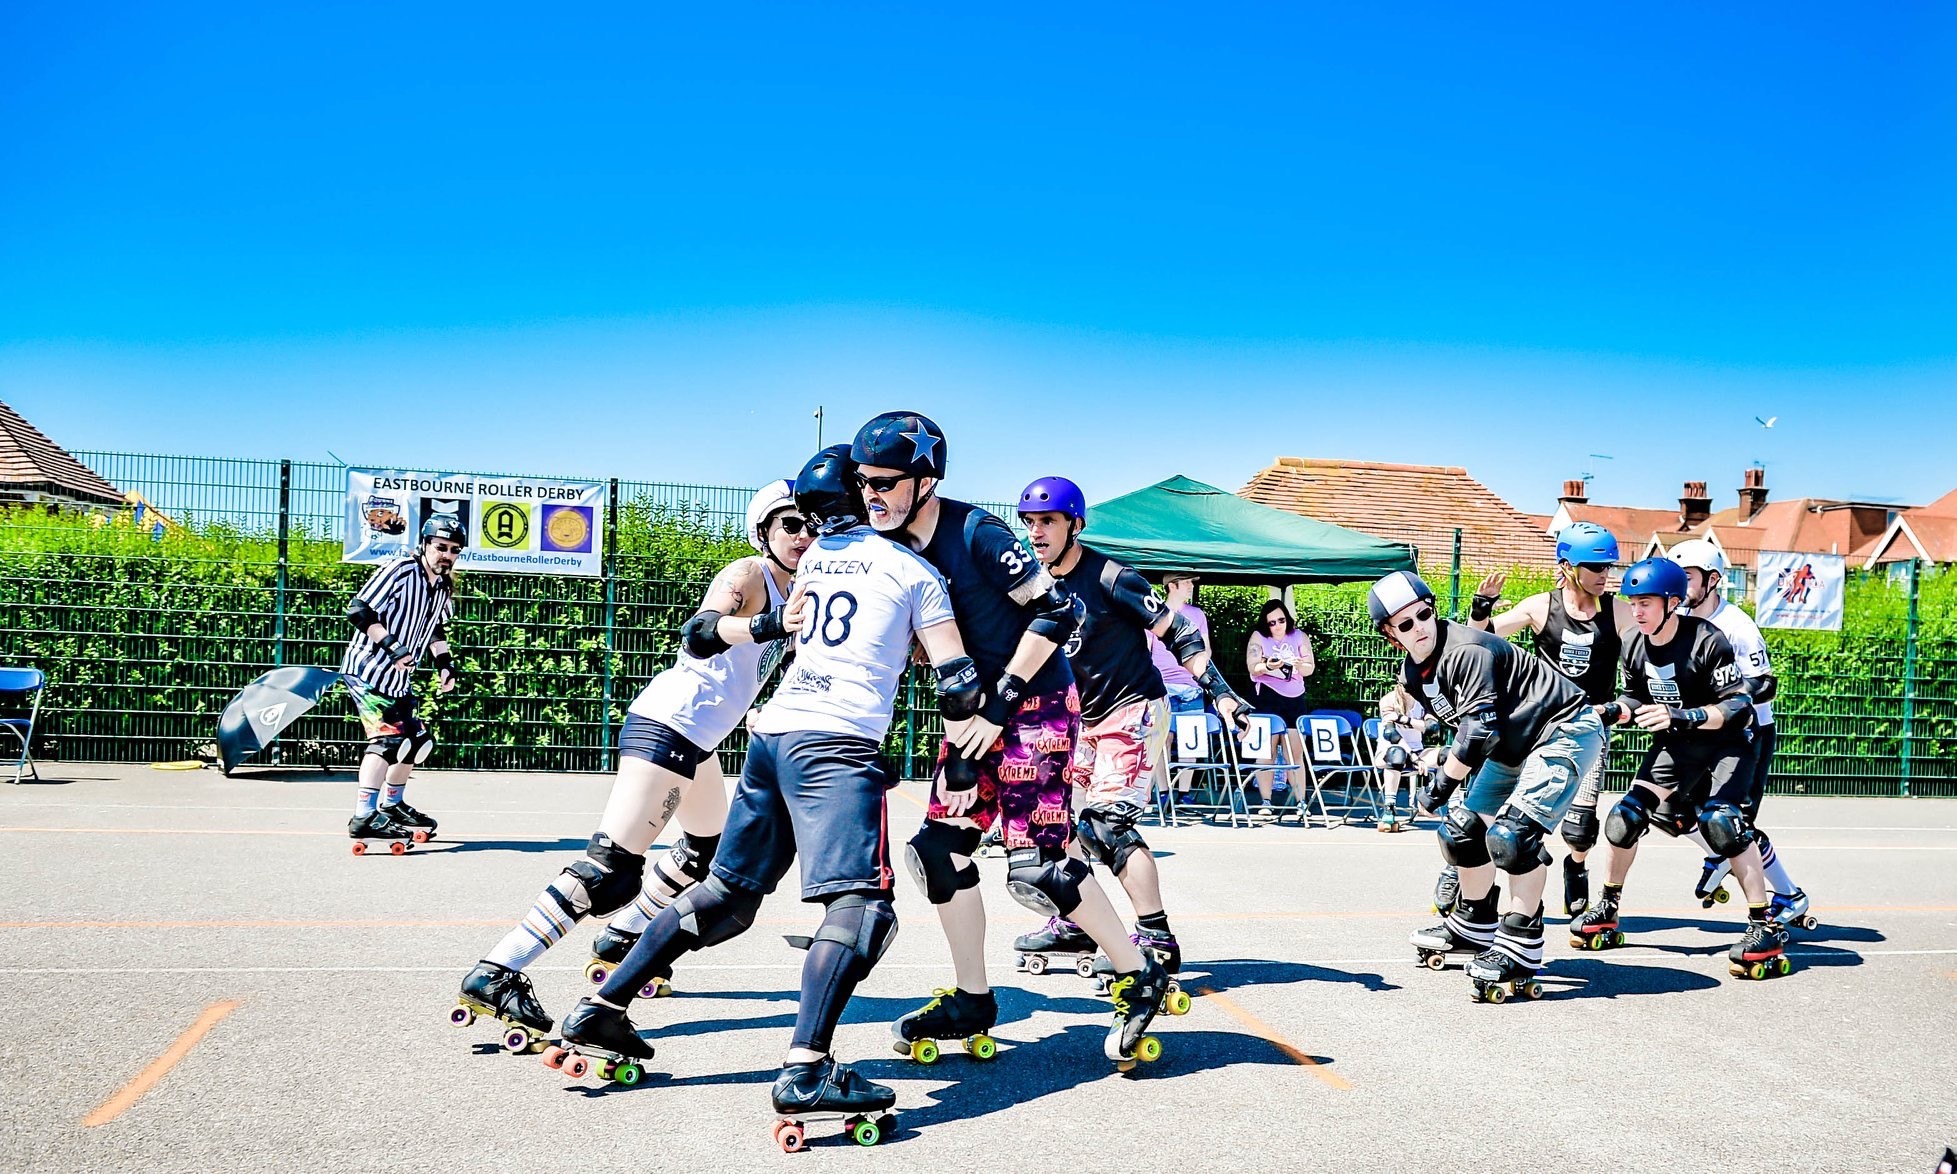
[1,450,1951,797]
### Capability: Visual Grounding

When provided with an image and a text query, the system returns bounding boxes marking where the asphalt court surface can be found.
[2,765,1953,1171]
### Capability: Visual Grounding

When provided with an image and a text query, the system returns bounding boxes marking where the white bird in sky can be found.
[1755,415,1778,428]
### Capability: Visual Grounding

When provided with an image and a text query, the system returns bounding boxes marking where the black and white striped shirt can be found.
[341,556,455,697]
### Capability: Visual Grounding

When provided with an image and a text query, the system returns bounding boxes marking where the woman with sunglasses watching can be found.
[1466,522,1638,919]
[1242,599,1314,817]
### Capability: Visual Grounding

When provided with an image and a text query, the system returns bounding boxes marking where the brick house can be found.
[1856,487,1957,569]
[0,399,122,509]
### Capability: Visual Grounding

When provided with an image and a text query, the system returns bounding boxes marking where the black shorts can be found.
[618,714,712,776]
[1742,725,1776,822]
[1249,684,1312,727]
[710,731,895,901]
[1634,733,1757,813]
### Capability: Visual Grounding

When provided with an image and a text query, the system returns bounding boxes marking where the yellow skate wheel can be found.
[910,1039,940,1064]
[1136,1036,1163,1063]
[1748,962,1768,980]
[1523,980,1544,1000]
[582,961,607,984]
[966,1035,997,1060]
[1166,989,1192,1016]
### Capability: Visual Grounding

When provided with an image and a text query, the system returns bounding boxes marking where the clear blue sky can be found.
[4,3,1954,513]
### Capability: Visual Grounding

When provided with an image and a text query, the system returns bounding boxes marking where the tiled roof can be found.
[1670,499,1889,568]
[1240,457,1555,571]
[1560,503,1696,546]
[1859,490,1957,565]
[0,400,122,505]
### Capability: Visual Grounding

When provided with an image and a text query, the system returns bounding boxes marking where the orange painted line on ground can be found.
[890,787,928,811]
[83,999,241,1127]
[0,826,337,837]
[1195,986,1350,1090]
[0,915,811,931]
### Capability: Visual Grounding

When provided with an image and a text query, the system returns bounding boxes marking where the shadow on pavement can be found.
[1184,957,1401,996]
[642,985,1108,1042]
[420,837,590,854]
[1541,957,1724,997]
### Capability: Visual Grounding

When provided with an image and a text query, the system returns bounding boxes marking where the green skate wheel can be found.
[613,1062,642,1086]
[910,1039,940,1064]
[852,1117,882,1147]
[1136,1035,1163,1063]
[1774,956,1793,976]
[1166,989,1192,1016]
[1608,930,1625,948]
[966,1035,997,1060]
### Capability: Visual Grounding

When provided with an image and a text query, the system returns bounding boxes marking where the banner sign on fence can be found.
[343,469,606,577]
[1755,550,1845,631]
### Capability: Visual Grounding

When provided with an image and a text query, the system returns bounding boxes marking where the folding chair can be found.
[0,667,46,785]
[1232,712,1293,821]
[1292,711,1381,827]
[1157,711,1248,828]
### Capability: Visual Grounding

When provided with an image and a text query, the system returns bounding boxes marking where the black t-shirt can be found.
[1054,546,1168,722]
[917,499,1073,696]
[1617,614,1752,749]
[1398,621,1588,768]
[1534,590,1622,704]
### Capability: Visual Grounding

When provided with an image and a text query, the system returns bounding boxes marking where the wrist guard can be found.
[1667,707,1709,732]
[979,672,1029,727]
[749,607,789,645]
[377,635,407,663]
[942,751,982,793]
[1470,594,1497,622]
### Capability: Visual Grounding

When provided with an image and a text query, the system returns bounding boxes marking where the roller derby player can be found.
[1015,475,1247,1015]
[1573,557,1791,981]
[341,513,463,854]
[1674,539,1813,929]
[1470,521,1636,917]
[851,412,1170,1072]
[1370,570,1605,1003]
[452,480,810,1053]
[561,445,972,1147]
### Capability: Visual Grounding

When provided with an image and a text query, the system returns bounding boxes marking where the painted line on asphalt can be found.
[83,999,241,1127]
[1195,986,1351,1089]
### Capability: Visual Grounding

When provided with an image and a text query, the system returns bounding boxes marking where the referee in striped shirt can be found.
[343,514,463,844]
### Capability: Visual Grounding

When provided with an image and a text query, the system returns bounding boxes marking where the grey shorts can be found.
[1571,720,1611,811]
[1459,707,1606,831]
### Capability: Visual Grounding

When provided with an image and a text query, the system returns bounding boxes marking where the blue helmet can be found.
[1619,557,1688,600]
[850,411,946,479]
[1555,521,1620,567]
[1017,476,1087,521]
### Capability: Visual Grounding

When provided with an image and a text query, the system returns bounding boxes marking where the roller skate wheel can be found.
[563,1055,591,1080]
[1712,886,1730,904]
[388,840,407,856]
[1608,930,1625,948]
[503,1028,533,1052]
[1747,962,1768,980]
[583,961,608,985]
[644,978,672,999]
[1136,1035,1163,1063]
[448,1006,474,1028]
[910,1039,940,1064]
[1024,954,1048,976]
[775,1121,806,1153]
[877,1113,898,1138]
[1775,956,1793,976]
[1481,984,1507,1004]
[1800,915,1819,931]
[1423,952,1447,972]
[891,1039,913,1057]
[613,1062,642,1086]
[1523,980,1544,1000]
[350,841,367,856]
[966,1034,997,1060]
[851,1116,882,1147]
[1167,989,1193,1016]
[1074,957,1096,978]
[410,829,430,843]
[541,1046,566,1069]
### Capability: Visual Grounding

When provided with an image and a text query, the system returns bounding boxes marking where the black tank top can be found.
[1535,590,1621,704]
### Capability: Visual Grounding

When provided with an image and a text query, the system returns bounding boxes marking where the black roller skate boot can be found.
[380,800,437,842]
[348,809,417,856]
[452,960,553,1053]
[1569,886,1625,950]
[1014,916,1098,977]
[1411,883,1499,970]
[771,1056,898,1151]
[1562,855,1590,918]
[545,997,656,1086]
[1431,865,1460,916]
[1104,956,1170,1071]
[1728,912,1792,981]
[584,924,672,997]
[1467,907,1546,1004]
[1694,855,1732,908]
[891,987,998,1064]
[1090,928,1191,1014]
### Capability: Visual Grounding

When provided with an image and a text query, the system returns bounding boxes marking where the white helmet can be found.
[1668,538,1726,578]
[745,479,797,553]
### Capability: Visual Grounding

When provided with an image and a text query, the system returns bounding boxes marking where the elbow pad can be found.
[1599,701,1628,727]
[1451,716,1498,769]
[347,598,381,632]
[936,656,983,719]
[681,611,731,659]
[1164,611,1206,664]
[1024,583,1079,644]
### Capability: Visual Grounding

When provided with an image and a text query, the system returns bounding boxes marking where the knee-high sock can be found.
[1758,833,1798,894]
[485,877,587,972]
[606,884,673,937]
[598,905,700,1005]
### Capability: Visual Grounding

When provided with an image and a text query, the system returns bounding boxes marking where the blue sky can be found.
[3,3,1954,513]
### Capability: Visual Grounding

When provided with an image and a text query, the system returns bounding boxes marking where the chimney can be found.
[1678,480,1711,528]
[1738,466,1769,522]
[1560,479,1588,506]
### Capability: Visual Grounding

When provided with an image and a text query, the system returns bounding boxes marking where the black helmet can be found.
[795,444,865,535]
[850,410,947,479]
[420,513,466,546]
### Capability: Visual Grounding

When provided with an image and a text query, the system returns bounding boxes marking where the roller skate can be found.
[348,809,417,856]
[542,997,656,1086]
[975,822,1007,859]
[1014,916,1098,978]
[1467,909,1546,1004]
[1728,917,1793,980]
[1104,956,1170,1072]
[1568,891,1625,950]
[890,987,998,1064]
[1694,855,1733,908]
[1562,855,1590,918]
[1090,929,1191,1014]
[1411,884,1498,971]
[583,924,672,998]
[771,1056,897,1152]
[1377,805,1406,832]
[452,961,553,1054]
[379,800,437,842]
[1768,888,1817,931]
[1431,865,1460,916]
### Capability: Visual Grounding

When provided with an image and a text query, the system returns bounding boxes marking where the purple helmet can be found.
[1018,476,1087,521]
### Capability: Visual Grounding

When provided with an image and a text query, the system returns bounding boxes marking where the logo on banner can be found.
[418,498,472,542]
[542,505,594,553]
[479,502,532,550]
[362,495,407,535]
[1776,562,1819,605]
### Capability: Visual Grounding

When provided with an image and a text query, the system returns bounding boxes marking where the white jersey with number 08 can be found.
[753,526,956,742]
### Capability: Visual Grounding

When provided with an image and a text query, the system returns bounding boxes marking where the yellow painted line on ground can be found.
[83,999,241,1128]
[1196,986,1351,1090]
[890,787,927,811]
[0,826,339,837]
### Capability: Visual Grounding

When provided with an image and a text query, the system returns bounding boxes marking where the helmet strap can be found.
[890,475,933,542]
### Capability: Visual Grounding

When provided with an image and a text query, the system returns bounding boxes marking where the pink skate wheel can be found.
[541,1046,566,1069]
[564,1055,591,1079]
[411,829,430,843]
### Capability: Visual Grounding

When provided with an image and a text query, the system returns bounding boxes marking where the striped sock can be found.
[1492,912,1546,969]
[484,879,586,972]
[355,788,381,817]
[1759,835,1798,894]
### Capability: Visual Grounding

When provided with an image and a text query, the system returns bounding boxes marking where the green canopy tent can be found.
[1079,475,1415,586]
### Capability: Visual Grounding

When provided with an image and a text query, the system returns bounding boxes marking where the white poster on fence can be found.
[1754,550,1844,631]
[343,469,605,577]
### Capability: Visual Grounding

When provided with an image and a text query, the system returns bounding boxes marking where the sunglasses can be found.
[428,541,462,555]
[1575,561,1613,574]
[775,516,810,536]
[1391,605,1435,634]
[850,472,909,494]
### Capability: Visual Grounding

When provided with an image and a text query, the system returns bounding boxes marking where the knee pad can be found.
[672,875,761,947]
[1652,799,1697,838]
[406,725,434,764]
[1605,792,1653,849]
[1487,809,1549,875]
[561,832,648,917]
[1438,806,1491,868]
[652,831,720,893]
[905,821,982,904]
[1005,847,1092,917]
[1698,801,1755,858]
[1077,804,1149,873]
[1559,805,1600,853]
[797,894,898,971]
